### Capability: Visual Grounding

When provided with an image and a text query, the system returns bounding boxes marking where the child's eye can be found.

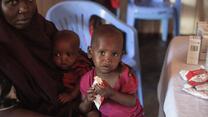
[112,52,119,57]
[4,0,17,5]
[98,51,105,56]
[11,0,17,5]
[12,0,17,5]
[54,52,61,57]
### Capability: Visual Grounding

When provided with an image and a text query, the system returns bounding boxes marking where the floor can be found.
[139,33,171,117]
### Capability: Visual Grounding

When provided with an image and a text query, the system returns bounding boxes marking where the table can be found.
[157,36,208,117]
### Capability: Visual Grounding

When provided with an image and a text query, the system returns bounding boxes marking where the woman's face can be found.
[1,0,37,29]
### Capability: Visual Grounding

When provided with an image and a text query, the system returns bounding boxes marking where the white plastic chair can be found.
[46,0,143,106]
[127,0,181,41]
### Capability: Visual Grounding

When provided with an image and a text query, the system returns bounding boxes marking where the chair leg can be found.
[173,9,180,36]
[161,19,169,41]
[136,71,143,107]
[138,77,143,107]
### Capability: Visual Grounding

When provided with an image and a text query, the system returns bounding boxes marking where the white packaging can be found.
[200,36,208,53]
[187,36,201,65]
[92,76,104,109]
[199,52,206,60]
[196,21,208,60]
[183,87,208,100]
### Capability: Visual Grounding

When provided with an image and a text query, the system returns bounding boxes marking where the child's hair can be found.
[53,30,80,49]
[91,24,124,49]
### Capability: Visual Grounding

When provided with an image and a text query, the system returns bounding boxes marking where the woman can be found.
[0,0,73,116]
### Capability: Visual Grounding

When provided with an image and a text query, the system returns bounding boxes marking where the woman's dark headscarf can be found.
[0,1,61,112]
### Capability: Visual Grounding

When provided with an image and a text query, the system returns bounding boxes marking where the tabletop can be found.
[157,36,208,117]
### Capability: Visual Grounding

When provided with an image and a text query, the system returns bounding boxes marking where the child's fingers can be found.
[87,89,95,94]
[94,84,103,93]
[62,97,69,103]
[58,95,63,101]
[102,80,109,87]
[86,92,96,101]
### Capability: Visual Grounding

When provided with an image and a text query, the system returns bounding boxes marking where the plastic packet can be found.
[92,76,104,109]
[179,69,208,86]
[183,87,208,100]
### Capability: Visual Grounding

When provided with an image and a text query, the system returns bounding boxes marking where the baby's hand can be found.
[86,87,96,102]
[94,80,114,98]
[58,93,73,104]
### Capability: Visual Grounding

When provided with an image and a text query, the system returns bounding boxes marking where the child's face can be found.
[90,35,123,74]
[53,38,79,70]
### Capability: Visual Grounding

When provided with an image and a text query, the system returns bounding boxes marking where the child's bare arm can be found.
[79,87,96,113]
[69,83,80,99]
[58,83,80,103]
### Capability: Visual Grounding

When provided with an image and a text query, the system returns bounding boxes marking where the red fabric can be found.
[80,63,144,117]
[111,0,120,9]
[63,50,91,91]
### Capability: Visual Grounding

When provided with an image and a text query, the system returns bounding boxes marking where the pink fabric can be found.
[80,64,144,117]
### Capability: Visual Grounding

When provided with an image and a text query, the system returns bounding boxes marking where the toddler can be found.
[79,24,144,117]
[53,30,91,104]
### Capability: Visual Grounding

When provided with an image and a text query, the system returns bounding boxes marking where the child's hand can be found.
[58,93,73,104]
[94,80,114,98]
[86,87,96,102]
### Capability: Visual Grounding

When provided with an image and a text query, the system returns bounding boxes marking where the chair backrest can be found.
[131,0,167,3]
[46,1,143,105]
[46,0,140,69]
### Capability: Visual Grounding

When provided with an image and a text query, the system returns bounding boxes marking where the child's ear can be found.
[87,46,93,59]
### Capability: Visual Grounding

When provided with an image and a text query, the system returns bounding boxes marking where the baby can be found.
[53,30,91,104]
[79,24,144,117]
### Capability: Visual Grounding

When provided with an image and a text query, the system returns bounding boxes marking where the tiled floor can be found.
[139,33,170,117]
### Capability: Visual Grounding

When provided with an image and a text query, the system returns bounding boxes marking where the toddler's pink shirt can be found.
[80,64,144,117]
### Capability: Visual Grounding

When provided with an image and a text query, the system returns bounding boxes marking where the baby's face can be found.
[90,35,123,74]
[53,39,79,70]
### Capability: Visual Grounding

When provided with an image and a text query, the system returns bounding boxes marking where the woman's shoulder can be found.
[34,13,58,37]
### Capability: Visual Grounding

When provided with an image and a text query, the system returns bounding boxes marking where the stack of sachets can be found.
[180,68,208,100]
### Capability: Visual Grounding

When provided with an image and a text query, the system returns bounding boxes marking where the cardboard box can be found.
[187,36,201,65]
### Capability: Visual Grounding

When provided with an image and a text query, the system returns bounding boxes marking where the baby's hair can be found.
[91,24,124,48]
[53,30,80,48]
